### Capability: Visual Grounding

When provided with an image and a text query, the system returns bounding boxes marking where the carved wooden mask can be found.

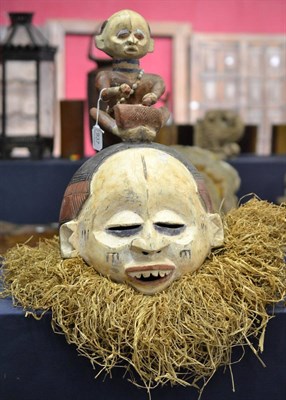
[60,146,224,295]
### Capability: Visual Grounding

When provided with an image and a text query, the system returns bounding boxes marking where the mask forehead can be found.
[107,10,149,32]
[59,143,213,226]
[102,10,150,40]
[106,13,133,35]
[85,148,202,225]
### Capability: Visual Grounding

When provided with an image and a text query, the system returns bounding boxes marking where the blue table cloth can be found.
[0,296,285,400]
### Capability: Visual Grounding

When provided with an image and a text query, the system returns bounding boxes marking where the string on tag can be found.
[91,88,106,151]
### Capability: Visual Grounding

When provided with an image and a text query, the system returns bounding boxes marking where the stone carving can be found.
[171,145,241,213]
[194,109,245,159]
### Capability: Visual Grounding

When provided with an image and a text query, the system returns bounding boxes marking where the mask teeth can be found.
[129,270,171,279]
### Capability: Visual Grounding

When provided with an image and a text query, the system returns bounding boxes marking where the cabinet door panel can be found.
[191,34,286,154]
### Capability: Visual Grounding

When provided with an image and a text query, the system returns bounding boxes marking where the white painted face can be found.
[96,10,154,59]
[60,148,223,295]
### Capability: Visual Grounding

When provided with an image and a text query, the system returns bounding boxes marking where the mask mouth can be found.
[124,45,138,54]
[125,265,175,285]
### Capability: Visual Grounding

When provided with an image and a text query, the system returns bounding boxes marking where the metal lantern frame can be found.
[0,13,57,159]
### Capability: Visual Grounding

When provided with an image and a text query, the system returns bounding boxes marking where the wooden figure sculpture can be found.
[89,10,170,146]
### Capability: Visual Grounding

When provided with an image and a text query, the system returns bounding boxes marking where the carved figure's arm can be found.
[142,75,166,106]
[96,72,133,101]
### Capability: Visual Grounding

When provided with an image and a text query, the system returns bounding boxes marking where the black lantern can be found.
[0,13,57,158]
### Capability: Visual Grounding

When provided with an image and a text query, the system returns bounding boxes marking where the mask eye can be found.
[134,29,145,40]
[106,224,142,237]
[154,222,186,236]
[117,29,130,39]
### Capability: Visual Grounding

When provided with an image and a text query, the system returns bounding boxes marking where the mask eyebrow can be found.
[105,211,144,228]
[116,28,131,38]
[134,29,145,39]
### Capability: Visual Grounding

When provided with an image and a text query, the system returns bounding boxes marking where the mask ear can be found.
[95,35,105,50]
[207,213,224,247]
[148,38,154,53]
[59,221,79,258]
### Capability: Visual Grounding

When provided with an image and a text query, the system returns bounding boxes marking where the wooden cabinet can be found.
[190,34,286,154]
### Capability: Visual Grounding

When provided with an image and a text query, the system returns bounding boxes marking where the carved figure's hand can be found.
[120,83,132,96]
[142,92,158,106]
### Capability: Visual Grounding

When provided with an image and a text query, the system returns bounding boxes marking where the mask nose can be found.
[127,33,138,44]
[130,223,170,255]
[131,238,163,255]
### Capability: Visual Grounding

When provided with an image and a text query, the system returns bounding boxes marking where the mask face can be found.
[60,148,223,295]
[96,10,154,59]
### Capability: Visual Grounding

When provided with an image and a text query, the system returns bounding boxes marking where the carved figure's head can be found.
[59,144,224,295]
[95,9,154,59]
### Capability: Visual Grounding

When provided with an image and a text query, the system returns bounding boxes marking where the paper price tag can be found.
[92,124,104,151]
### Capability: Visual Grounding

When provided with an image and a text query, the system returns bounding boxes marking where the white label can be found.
[92,124,104,151]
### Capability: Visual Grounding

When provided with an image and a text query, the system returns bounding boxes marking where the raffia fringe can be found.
[1,198,285,393]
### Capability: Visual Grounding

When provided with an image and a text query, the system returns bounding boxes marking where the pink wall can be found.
[1,0,285,33]
[1,0,285,155]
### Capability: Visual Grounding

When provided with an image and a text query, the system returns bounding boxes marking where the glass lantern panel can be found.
[6,60,37,136]
[39,61,55,138]
[8,25,32,46]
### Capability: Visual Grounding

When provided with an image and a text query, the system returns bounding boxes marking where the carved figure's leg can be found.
[90,107,119,137]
